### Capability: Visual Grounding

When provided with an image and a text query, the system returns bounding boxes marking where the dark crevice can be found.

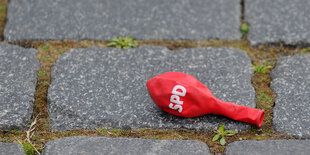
[4,41,34,48]
[240,0,249,40]
[240,0,245,21]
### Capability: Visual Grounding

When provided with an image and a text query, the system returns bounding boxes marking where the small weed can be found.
[37,71,46,77]
[20,141,37,155]
[42,57,51,62]
[58,49,65,54]
[19,117,41,155]
[107,36,138,49]
[253,64,272,74]
[302,49,308,53]
[240,21,249,35]
[43,123,49,127]
[257,94,272,101]
[39,45,50,51]
[212,124,237,146]
[41,81,49,86]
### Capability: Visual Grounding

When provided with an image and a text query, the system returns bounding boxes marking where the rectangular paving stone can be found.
[0,142,25,155]
[0,44,40,130]
[5,0,241,41]
[224,140,310,155]
[42,136,211,155]
[245,0,310,46]
[48,46,255,131]
[270,54,310,139]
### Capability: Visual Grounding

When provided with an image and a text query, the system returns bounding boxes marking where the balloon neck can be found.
[209,99,265,127]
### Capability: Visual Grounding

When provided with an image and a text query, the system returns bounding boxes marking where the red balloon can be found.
[147,72,265,127]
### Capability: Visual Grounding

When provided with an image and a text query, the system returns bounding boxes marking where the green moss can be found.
[107,37,138,49]
[253,64,272,74]
[58,49,65,54]
[260,77,268,82]
[42,57,52,62]
[21,142,36,155]
[96,128,107,135]
[39,45,51,51]
[38,71,46,77]
[110,129,122,136]
[40,81,49,86]
[257,94,272,101]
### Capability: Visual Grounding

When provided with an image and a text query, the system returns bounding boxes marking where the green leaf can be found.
[227,129,236,135]
[219,124,224,133]
[220,137,226,145]
[240,21,249,35]
[212,134,220,142]
[107,42,116,46]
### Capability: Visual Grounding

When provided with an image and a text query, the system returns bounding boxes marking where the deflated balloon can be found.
[147,72,265,127]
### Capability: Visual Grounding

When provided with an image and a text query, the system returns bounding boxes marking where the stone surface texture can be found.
[48,46,255,131]
[0,44,39,130]
[245,0,310,46]
[5,0,241,41]
[271,54,310,138]
[225,140,310,155]
[42,136,210,155]
[0,142,25,155]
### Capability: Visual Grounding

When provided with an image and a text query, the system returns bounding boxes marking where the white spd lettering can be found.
[168,85,186,113]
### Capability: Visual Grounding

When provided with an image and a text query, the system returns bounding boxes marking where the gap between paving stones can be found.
[239,0,248,41]
[1,40,307,154]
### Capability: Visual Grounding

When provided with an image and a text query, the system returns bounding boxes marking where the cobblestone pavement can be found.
[1,0,309,154]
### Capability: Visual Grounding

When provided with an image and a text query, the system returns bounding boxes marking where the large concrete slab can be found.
[0,44,39,130]
[271,54,310,138]
[42,136,211,155]
[225,140,310,155]
[48,46,255,131]
[4,0,241,41]
[245,0,310,46]
[0,142,25,155]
